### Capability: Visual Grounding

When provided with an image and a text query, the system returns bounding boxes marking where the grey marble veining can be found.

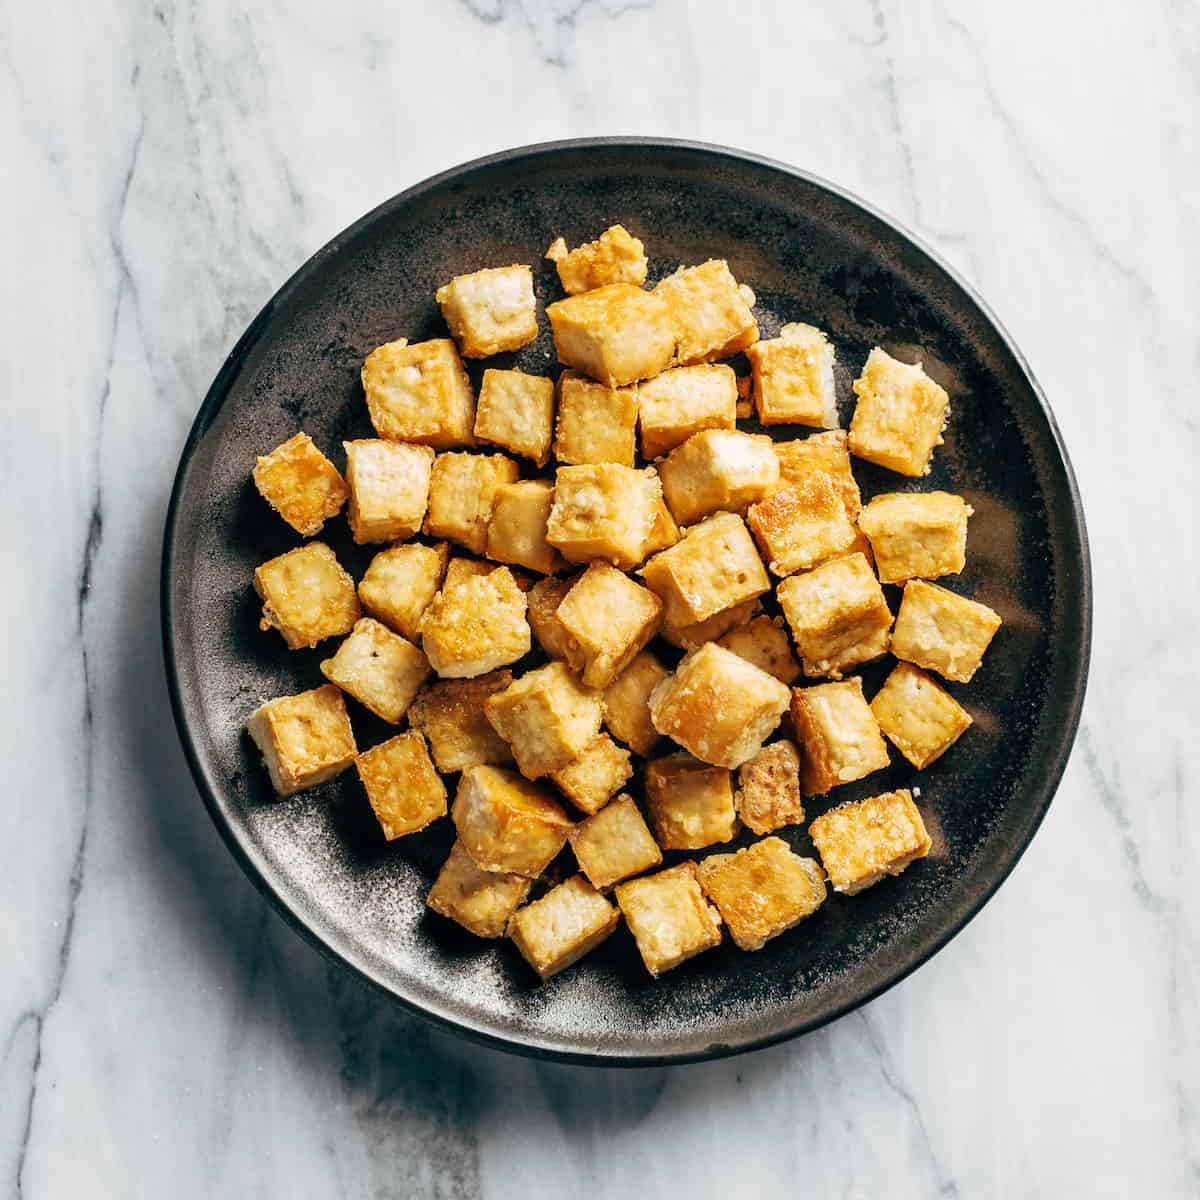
[2,0,1197,1196]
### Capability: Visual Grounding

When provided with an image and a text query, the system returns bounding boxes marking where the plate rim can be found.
[160,136,1093,1066]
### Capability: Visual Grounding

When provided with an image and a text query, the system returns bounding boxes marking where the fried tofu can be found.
[549,733,633,814]
[735,740,804,834]
[773,429,862,519]
[552,371,639,467]
[658,430,780,525]
[486,480,565,575]
[343,438,435,544]
[870,661,972,769]
[790,678,890,794]
[848,348,950,476]
[419,567,530,678]
[425,451,520,555]
[508,875,619,980]
[357,541,449,642]
[546,464,662,569]
[808,788,932,894]
[426,841,532,938]
[549,224,648,294]
[654,260,758,365]
[436,265,538,358]
[637,363,738,460]
[747,474,857,577]
[320,617,430,723]
[355,730,446,840]
[661,597,760,651]
[525,574,584,666]
[247,684,357,796]
[641,494,681,557]
[717,615,800,684]
[601,650,669,756]
[644,754,738,850]
[251,431,347,536]
[362,337,475,448]
[615,863,723,977]
[568,794,662,889]
[408,670,515,772]
[747,322,839,428]
[473,369,555,465]
[891,579,1002,683]
[858,491,972,584]
[254,542,359,650]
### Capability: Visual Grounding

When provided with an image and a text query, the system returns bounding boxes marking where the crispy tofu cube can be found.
[747,473,857,576]
[601,650,669,756]
[891,579,1002,683]
[735,740,804,835]
[320,618,431,723]
[486,480,565,575]
[247,684,357,796]
[696,837,826,950]
[642,493,681,557]
[546,283,676,388]
[717,615,800,684]
[252,432,347,536]
[254,542,359,650]
[871,661,972,769]
[644,754,738,850]
[419,567,530,678]
[435,265,538,358]
[552,371,639,467]
[355,730,446,840]
[426,841,532,938]
[654,260,759,365]
[776,552,892,678]
[474,369,554,466]
[568,794,662,889]
[661,597,760,650]
[649,643,791,769]
[425,451,520,555]
[546,464,662,569]
[641,512,769,627]
[357,541,449,642]
[362,337,475,448]
[791,677,890,794]
[747,322,838,428]
[550,224,648,294]
[550,733,633,815]
[525,574,585,666]
[408,670,514,772]
[452,764,573,877]
[342,439,435,544]
[858,491,972,584]
[809,788,932,894]
[615,863,723,977]
[441,556,497,592]
[637,364,738,459]
[848,348,950,476]
[658,430,780,525]
[508,875,619,979]
[484,661,603,779]
[553,562,663,688]
[774,429,862,519]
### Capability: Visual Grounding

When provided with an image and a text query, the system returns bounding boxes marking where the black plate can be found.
[161,139,1091,1064]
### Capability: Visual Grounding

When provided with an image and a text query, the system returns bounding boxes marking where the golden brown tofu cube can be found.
[615,863,723,977]
[858,491,972,584]
[747,322,839,428]
[791,677,890,795]
[549,224,648,294]
[568,793,662,890]
[696,837,826,950]
[774,429,862,519]
[357,541,450,642]
[601,650,669,756]
[419,567,530,678]
[547,283,676,387]
[247,684,357,796]
[809,788,932,894]
[486,480,565,575]
[848,348,950,476]
[552,371,639,467]
[871,661,972,769]
[408,670,514,772]
[254,542,359,650]
[735,740,804,834]
[546,464,662,569]
[658,430,780,526]
[661,598,760,651]
[891,579,1002,683]
[776,552,892,678]
[550,733,632,815]
[641,493,681,557]
[718,615,800,685]
[425,451,520,555]
[474,369,554,466]
[637,364,738,460]
[644,754,738,850]
[355,730,446,840]
[427,841,532,938]
[441,556,498,592]
[320,618,431,724]
[436,264,538,358]
[747,474,857,577]
[452,765,573,877]
[252,432,347,537]
[483,661,604,779]
[654,260,759,365]
[342,439,434,544]
[508,875,619,980]
[362,337,475,448]
[525,574,585,666]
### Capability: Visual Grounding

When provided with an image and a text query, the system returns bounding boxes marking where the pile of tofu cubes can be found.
[246,224,1002,982]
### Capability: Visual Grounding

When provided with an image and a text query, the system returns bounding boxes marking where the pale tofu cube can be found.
[774,429,862,519]
[550,224,648,294]
[848,348,950,476]
[644,754,738,850]
[637,364,738,459]
[252,432,348,536]
[735,740,804,835]
[362,337,475,448]
[487,480,565,575]
[654,259,759,365]
[658,430,780,525]
[747,323,838,428]
[546,283,677,387]
[247,684,357,796]
[696,837,826,951]
[451,764,573,877]
[871,661,972,769]
[808,788,932,894]
[341,438,435,544]
[552,371,639,467]
[858,491,972,583]
[474,369,554,465]
[747,473,857,576]
[641,493,681,557]
[357,541,450,642]
[254,542,360,650]
[791,677,890,794]
[419,567,530,678]
[601,650,669,756]
[891,579,1002,683]
[546,464,662,569]
[427,841,532,938]
[354,730,446,840]
[776,552,892,678]
[661,597,761,651]
[568,794,662,889]
[525,574,585,666]
[425,451,520,555]
[320,618,431,724]
[436,265,538,358]
[717,615,800,684]
[508,875,619,980]
[550,733,633,815]
[408,670,514,772]
[483,661,604,779]
[615,863,723,977]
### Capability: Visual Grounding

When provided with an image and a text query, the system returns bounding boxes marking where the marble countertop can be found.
[4,1,1197,1195]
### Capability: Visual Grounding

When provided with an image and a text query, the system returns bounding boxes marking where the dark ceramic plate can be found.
[162,139,1090,1064]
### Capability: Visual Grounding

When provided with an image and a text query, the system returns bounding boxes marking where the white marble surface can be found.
[2,0,1197,1195]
